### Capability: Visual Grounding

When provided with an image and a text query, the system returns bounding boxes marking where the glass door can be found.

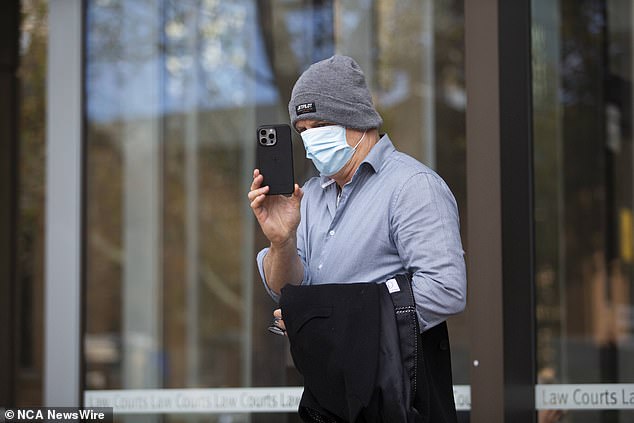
[533,0,634,421]
[83,1,469,421]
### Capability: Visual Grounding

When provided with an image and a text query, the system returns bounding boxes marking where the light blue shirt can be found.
[257,135,467,331]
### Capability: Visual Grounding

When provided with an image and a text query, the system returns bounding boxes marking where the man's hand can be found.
[273,308,286,332]
[248,169,303,246]
[249,169,305,294]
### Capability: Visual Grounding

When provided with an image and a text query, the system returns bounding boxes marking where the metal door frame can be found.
[466,0,536,421]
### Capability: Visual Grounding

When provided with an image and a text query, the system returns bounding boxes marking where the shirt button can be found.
[318,264,323,270]
[329,230,335,236]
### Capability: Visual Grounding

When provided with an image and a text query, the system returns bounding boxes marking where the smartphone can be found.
[256,124,295,195]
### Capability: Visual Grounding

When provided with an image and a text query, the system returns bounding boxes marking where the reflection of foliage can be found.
[85,0,258,389]
[433,1,466,230]
[88,0,277,113]
[532,1,565,376]
[87,0,156,64]
[256,0,335,116]
[18,0,47,223]
[560,0,605,107]
[17,0,47,392]
[164,0,253,105]
[534,0,634,384]
[559,0,608,291]
[86,114,249,389]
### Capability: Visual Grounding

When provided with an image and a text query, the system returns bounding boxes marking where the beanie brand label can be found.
[296,102,316,115]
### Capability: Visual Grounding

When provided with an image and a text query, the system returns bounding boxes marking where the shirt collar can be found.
[362,133,395,173]
[319,133,395,189]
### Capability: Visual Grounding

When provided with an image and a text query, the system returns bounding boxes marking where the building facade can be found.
[1,0,634,422]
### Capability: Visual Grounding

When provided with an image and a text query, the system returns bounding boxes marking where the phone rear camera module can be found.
[258,127,277,146]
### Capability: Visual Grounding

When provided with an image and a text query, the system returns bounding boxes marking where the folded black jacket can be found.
[280,274,430,423]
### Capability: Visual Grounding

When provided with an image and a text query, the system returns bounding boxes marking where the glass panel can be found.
[16,0,47,406]
[84,0,467,420]
[533,0,634,421]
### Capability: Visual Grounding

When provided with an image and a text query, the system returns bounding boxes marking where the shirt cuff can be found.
[256,247,309,303]
[256,247,279,302]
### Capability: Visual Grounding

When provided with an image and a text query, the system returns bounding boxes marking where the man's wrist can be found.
[269,235,296,251]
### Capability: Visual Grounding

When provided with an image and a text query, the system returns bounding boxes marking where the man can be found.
[248,55,466,422]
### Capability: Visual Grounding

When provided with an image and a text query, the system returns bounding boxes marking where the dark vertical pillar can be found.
[498,0,536,421]
[465,0,504,421]
[0,0,20,408]
[466,0,536,421]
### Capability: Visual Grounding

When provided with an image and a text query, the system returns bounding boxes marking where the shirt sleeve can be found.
[255,247,310,303]
[391,172,467,331]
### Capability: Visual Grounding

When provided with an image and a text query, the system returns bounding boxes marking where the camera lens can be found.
[260,138,267,144]
[268,133,275,140]
[260,129,267,136]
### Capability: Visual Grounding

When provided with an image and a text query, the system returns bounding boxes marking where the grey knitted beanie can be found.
[288,55,382,131]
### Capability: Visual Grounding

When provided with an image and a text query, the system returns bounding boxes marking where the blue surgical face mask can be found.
[301,125,366,176]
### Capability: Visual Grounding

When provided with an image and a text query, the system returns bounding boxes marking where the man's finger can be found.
[248,185,269,201]
[274,318,286,332]
[250,172,264,191]
[294,184,303,200]
[250,194,267,211]
[273,309,286,331]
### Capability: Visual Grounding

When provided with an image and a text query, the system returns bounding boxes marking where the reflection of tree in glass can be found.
[16,0,48,404]
[85,0,266,390]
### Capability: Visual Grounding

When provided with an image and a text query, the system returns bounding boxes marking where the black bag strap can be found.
[385,274,420,401]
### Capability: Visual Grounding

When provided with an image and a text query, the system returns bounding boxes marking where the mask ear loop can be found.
[352,130,367,149]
